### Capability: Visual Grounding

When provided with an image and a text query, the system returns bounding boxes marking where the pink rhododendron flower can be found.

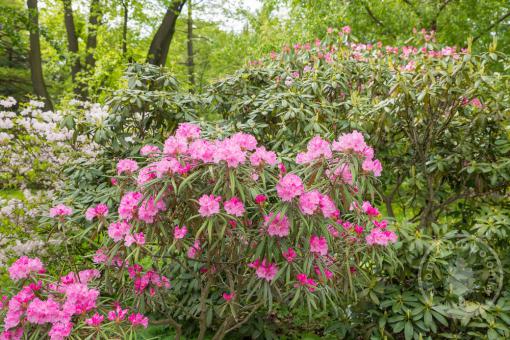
[107,304,128,323]
[175,123,201,141]
[332,130,369,156]
[8,257,45,281]
[213,138,246,167]
[299,190,322,215]
[319,194,339,219]
[174,225,187,239]
[116,159,139,175]
[251,259,278,281]
[296,136,332,164]
[163,136,187,155]
[124,232,145,247]
[296,273,317,292]
[48,321,73,340]
[138,197,166,223]
[328,225,340,237]
[255,194,267,204]
[250,146,277,166]
[310,235,328,255]
[326,163,353,184]
[222,292,235,302]
[224,197,245,217]
[85,313,104,327]
[373,220,388,229]
[92,248,108,264]
[26,298,61,324]
[188,139,215,163]
[154,157,181,178]
[136,165,157,186]
[0,329,23,340]
[362,201,380,217]
[276,174,304,201]
[282,248,297,262]
[108,221,131,242]
[49,204,72,218]
[128,313,149,328]
[265,212,290,237]
[187,240,201,259]
[354,225,364,235]
[118,191,143,220]
[362,158,382,177]
[231,132,257,151]
[366,229,398,246]
[140,145,160,157]
[342,25,351,34]
[314,266,333,280]
[198,194,221,217]
[62,283,99,315]
[85,203,108,221]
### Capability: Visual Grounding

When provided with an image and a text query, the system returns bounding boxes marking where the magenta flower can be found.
[116,159,139,176]
[198,194,221,217]
[310,235,328,256]
[128,313,149,328]
[366,229,398,246]
[222,292,235,302]
[254,194,267,204]
[276,174,304,201]
[107,221,131,242]
[174,225,187,239]
[163,136,188,155]
[187,240,201,259]
[362,201,380,217]
[124,232,145,247]
[296,273,317,292]
[251,259,278,281]
[224,197,245,217]
[48,321,73,339]
[362,158,382,177]
[282,248,297,262]
[107,304,128,323]
[85,313,104,327]
[250,146,277,166]
[26,298,61,324]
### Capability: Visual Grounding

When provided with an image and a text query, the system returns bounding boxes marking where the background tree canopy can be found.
[1,0,509,103]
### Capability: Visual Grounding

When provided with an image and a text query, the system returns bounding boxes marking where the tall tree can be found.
[26,0,52,109]
[121,0,129,56]
[85,0,101,71]
[186,0,194,90]
[146,0,186,66]
[62,0,82,94]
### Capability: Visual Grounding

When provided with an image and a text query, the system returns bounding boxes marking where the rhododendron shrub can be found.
[0,257,148,339]
[88,123,396,339]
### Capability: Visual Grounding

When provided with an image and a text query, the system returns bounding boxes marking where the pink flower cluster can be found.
[116,159,139,175]
[296,273,317,292]
[85,203,109,221]
[107,221,145,247]
[249,259,279,281]
[127,264,171,296]
[8,257,45,281]
[49,204,72,218]
[366,220,398,246]
[276,174,304,201]
[264,212,290,237]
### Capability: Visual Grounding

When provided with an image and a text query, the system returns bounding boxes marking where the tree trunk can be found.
[27,0,53,110]
[121,0,128,56]
[146,0,186,66]
[85,0,100,71]
[62,0,82,95]
[186,0,195,91]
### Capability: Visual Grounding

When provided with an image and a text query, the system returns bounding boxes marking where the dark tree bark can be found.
[62,0,82,94]
[186,0,195,90]
[27,0,53,110]
[121,0,129,56]
[85,0,101,71]
[146,0,186,66]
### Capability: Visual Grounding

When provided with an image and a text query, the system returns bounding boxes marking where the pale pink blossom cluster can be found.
[309,235,328,256]
[8,256,45,281]
[264,212,290,237]
[49,204,72,218]
[366,228,398,246]
[248,259,278,281]
[85,203,109,221]
[116,159,139,175]
[276,174,304,201]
